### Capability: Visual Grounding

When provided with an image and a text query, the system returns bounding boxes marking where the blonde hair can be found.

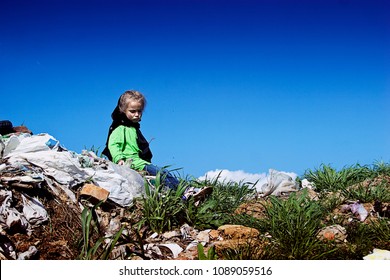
[118,90,147,113]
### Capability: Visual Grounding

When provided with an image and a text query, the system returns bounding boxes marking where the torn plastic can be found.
[158,243,183,259]
[0,234,17,259]
[180,223,191,240]
[0,189,29,234]
[301,179,315,189]
[17,246,38,260]
[22,194,48,227]
[3,133,55,157]
[342,202,368,222]
[3,133,145,207]
[260,169,299,197]
[143,243,183,259]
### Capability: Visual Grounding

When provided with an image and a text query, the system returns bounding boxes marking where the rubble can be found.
[80,183,110,204]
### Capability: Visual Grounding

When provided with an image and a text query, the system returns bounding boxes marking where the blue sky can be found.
[1,0,389,180]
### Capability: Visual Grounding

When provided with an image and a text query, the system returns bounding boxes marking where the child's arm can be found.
[108,126,129,164]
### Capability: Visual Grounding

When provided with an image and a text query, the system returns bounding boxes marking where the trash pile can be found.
[1,120,389,260]
[0,120,151,259]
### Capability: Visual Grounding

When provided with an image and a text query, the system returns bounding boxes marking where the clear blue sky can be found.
[1,0,389,179]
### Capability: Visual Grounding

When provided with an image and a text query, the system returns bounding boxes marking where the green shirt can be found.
[108,125,150,170]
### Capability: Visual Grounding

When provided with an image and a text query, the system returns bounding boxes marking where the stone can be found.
[80,183,110,203]
[213,225,261,253]
[209,229,220,240]
[317,225,347,243]
[218,224,260,239]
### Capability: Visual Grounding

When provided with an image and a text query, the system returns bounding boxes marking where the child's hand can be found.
[117,159,125,165]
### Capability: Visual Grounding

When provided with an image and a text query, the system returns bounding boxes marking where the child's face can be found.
[124,100,143,123]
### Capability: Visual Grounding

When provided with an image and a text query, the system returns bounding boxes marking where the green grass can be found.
[303,163,372,193]
[303,162,390,193]
[219,239,266,260]
[137,171,188,233]
[185,176,256,229]
[78,202,124,260]
[258,190,331,259]
[197,243,218,260]
[342,180,390,203]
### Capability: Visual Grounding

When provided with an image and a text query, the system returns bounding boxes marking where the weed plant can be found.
[343,181,390,203]
[345,218,390,251]
[327,217,390,260]
[317,191,345,213]
[304,162,390,193]
[78,202,124,260]
[372,160,390,176]
[138,171,187,233]
[197,243,218,260]
[259,190,330,259]
[219,239,266,260]
[185,176,256,229]
[304,163,372,192]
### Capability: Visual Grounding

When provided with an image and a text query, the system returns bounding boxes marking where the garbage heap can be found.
[0,122,149,259]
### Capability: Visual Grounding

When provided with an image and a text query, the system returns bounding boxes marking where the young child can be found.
[102,90,180,190]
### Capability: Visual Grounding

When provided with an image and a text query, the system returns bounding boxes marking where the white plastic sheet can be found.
[260,169,298,196]
[4,133,145,207]
[3,133,53,157]
[22,194,49,227]
[0,189,29,233]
